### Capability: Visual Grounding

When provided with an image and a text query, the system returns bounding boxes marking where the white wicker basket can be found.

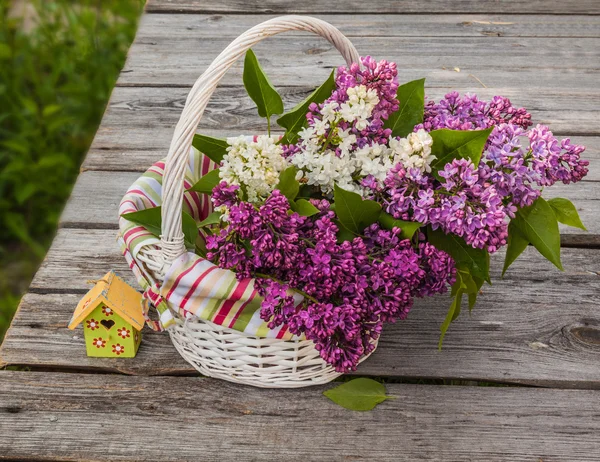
[130,16,378,388]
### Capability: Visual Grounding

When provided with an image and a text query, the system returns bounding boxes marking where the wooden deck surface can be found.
[1,1,600,460]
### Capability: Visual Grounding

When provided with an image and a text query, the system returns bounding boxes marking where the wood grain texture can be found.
[86,87,600,158]
[135,13,600,38]
[1,371,600,461]
[117,35,600,88]
[145,0,600,15]
[80,84,600,177]
[2,228,599,388]
[58,170,600,246]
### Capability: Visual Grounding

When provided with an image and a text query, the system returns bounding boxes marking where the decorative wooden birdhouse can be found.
[68,271,144,358]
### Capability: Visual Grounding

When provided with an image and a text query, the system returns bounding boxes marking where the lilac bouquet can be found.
[129,52,588,372]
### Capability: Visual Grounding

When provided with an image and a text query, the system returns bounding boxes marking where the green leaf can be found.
[243,49,284,120]
[547,197,587,231]
[121,206,198,250]
[182,211,200,251]
[292,199,320,217]
[429,128,493,178]
[192,134,228,164]
[197,211,223,228]
[384,78,425,138]
[512,197,563,271]
[323,378,393,411]
[275,166,300,201]
[378,212,423,240]
[439,280,465,349]
[334,184,382,234]
[439,266,483,347]
[121,206,162,236]
[277,71,336,144]
[427,227,491,283]
[336,222,357,243]
[502,222,529,276]
[188,168,221,194]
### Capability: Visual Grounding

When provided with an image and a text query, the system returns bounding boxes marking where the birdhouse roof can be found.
[68,271,145,331]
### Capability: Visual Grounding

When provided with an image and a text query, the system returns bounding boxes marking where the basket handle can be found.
[159,15,359,270]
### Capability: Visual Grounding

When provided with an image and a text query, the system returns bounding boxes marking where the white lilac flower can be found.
[219,135,288,203]
[339,85,379,130]
[390,129,436,173]
[290,148,355,194]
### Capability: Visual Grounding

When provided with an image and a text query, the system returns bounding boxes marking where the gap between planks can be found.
[131,13,600,39]
[143,0,600,16]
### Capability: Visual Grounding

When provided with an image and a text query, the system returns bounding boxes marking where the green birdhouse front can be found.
[68,271,144,358]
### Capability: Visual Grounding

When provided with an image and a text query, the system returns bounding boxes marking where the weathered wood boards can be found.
[118,34,600,89]
[83,85,600,173]
[145,0,600,15]
[1,371,600,461]
[2,228,599,388]
[2,2,600,460]
[135,13,600,38]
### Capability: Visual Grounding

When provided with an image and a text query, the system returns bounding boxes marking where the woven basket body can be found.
[120,16,378,388]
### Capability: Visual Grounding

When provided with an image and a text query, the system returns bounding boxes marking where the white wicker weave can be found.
[131,16,378,388]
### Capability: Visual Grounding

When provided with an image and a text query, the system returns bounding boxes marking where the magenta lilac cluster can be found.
[382,92,589,251]
[207,185,455,372]
[311,56,399,148]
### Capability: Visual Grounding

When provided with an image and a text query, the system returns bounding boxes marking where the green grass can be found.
[0,0,144,343]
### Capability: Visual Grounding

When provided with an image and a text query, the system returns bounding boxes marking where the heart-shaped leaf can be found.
[277,71,336,145]
[243,49,284,122]
[427,227,491,283]
[512,197,563,271]
[335,221,357,243]
[292,199,320,217]
[334,184,382,234]
[187,168,221,195]
[192,134,228,164]
[547,197,587,231]
[121,206,199,251]
[430,128,493,178]
[378,212,423,240]
[275,166,300,201]
[384,78,425,138]
[197,211,223,228]
[502,221,529,276]
[323,378,393,411]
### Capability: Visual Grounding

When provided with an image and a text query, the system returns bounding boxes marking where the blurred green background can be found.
[0,0,144,342]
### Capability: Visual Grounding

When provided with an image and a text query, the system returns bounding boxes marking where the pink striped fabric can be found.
[118,145,301,339]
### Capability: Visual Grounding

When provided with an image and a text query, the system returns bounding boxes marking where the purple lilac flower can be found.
[420,91,532,132]
[384,160,509,252]
[303,56,400,149]
[207,187,455,372]
[382,93,588,250]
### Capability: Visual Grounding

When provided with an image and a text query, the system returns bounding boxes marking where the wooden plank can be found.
[58,170,600,245]
[117,35,600,88]
[1,371,600,461]
[145,0,600,15]
[135,13,600,38]
[0,294,190,375]
[2,228,600,388]
[81,85,600,171]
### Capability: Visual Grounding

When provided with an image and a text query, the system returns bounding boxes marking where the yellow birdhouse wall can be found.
[83,303,141,358]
